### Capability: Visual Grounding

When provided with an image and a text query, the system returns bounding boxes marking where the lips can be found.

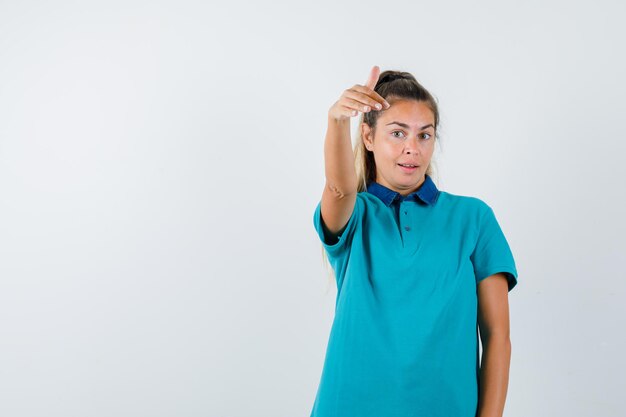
[398,163,419,167]
[398,164,418,173]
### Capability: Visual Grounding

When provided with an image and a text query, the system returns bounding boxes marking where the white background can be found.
[1,1,624,416]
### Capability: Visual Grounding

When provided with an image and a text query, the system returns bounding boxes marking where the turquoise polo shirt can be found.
[310,174,518,417]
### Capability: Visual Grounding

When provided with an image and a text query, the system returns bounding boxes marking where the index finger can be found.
[364,65,381,91]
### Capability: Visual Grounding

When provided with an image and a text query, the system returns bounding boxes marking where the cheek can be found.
[384,147,402,162]
[421,140,435,153]
[384,140,403,153]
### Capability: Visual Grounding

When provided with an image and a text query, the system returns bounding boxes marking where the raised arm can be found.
[320,65,389,239]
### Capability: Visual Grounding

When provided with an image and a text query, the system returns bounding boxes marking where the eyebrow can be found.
[386,121,434,130]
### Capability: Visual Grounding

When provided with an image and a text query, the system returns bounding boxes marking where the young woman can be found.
[310,66,518,417]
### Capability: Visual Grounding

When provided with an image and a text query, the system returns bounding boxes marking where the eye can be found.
[391,131,434,140]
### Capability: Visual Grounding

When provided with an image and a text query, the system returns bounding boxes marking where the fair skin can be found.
[476,273,513,417]
[361,98,436,196]
[323,65,512,416]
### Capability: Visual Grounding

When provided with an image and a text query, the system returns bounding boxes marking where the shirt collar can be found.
[366,174,440,206]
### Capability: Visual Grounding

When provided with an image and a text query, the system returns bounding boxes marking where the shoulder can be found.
[355,191,383,210]
[436,190,492,216]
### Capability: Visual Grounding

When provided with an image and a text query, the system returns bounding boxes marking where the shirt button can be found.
[404,226,411,231]
[404,211,407,214]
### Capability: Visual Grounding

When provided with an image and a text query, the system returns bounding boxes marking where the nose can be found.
[403,136,421,155]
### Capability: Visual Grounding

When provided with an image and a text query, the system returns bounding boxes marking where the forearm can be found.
[323,115,358,196]
[477,335,512,417]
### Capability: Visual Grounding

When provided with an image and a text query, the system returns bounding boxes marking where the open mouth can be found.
[398,163,419,172]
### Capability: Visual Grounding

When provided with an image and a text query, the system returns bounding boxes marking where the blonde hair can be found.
[319,70,442,292]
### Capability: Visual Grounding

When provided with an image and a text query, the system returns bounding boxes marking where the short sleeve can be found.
[470,204,518,292]
[312,195,363,261]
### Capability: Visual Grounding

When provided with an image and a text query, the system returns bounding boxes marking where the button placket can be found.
[403,206,411,230]
[401,202,411,233]
[400,201,419,248]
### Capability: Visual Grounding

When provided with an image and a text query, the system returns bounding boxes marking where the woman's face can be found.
[361,99,436,196]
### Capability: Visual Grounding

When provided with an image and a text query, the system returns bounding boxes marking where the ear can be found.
[361,123,374,151]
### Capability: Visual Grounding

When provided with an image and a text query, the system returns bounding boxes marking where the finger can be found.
[339,104,358,117]
[343,91,381,111]
[363,66,391,108]
[350,84,389,108]
[342,97,374,113]
[345,88,389,110]
[364,65,380,91]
